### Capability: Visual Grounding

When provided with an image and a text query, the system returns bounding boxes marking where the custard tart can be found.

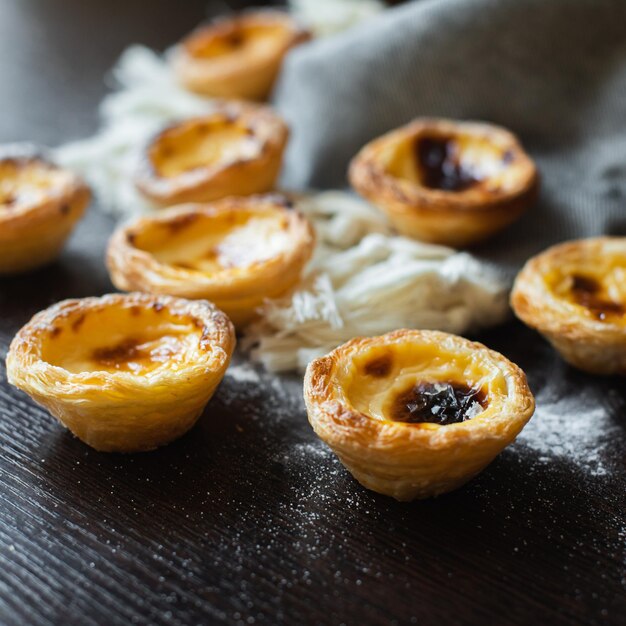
[135,102,289,206]
[304,329,535,501]
[511,237,626,375]
[107,195,315,327]
[0,147,90,274]
[6,293,235,453]
[349,118,538,248]
[172,10,311,100]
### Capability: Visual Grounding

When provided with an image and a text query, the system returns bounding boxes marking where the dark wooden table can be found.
[1,1,625,624]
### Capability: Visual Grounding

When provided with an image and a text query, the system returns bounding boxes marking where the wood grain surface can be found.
[0,1,625,625]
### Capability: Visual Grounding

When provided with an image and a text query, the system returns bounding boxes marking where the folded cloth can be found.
[273,0,626,270]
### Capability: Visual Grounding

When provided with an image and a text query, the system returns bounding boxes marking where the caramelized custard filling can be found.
[390,381,487,426]
[569,274,624,320]
[134,209,292,273]
[150,119,261,179]
[91,335,186,374]
[0,160,63,211]
[414,136,479,192]
[40,305,208,376]
[340,342,507,428]
[384,131,513,193]
[187,24,292,61]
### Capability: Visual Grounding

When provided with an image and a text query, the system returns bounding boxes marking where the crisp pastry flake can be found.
[511,237,626,374]
[6,293,235,452]
[304,329,535,501]
[172,10,311,100]
[0,147,90,274]
[349,117,538,247]
[134,101,289,206]
[107,194,315,327]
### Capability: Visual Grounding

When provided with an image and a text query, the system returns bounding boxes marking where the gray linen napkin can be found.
[273,0,626,271]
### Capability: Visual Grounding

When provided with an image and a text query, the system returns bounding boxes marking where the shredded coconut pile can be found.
[244,192,509,371]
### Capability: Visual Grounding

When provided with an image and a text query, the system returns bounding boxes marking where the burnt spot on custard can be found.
[390,381,487,426]
[216,26,245,50]
[570,274,624,320]
[93,339,142,369]
[173,261,196,270]
[195,123,210,136]
[363,354,393,378]
[166,213,199,234]
[71,314,86,333]
[152,302,165,313]
[2,194,17,209]
[414,136,479,192]
[91,336,179,371]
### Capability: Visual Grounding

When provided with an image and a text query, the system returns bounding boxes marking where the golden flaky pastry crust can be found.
[0,147,90,274]
[135,101,289,206]
[511,237,626,375]
[172,10,310,100]
[349,118,538,248]
[6,293,235,452]
[107,195,315,327]
[304,329,534,501]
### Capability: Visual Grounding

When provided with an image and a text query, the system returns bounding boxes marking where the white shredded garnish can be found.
[243,191,510,372]
[288,0,385,37]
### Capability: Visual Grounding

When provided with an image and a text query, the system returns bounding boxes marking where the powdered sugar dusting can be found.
[281,440,334,464]
[225,362,263,385]
[516,388,622,477]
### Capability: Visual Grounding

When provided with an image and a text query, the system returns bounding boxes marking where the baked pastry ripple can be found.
[511,237,626,374]
[172,10,311,100]
[135,101,289,206]
[6,293,235,452]
[0,147,90,274]
[349,118,538,247]
[304,329,534,501]
[107,195,315,327]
